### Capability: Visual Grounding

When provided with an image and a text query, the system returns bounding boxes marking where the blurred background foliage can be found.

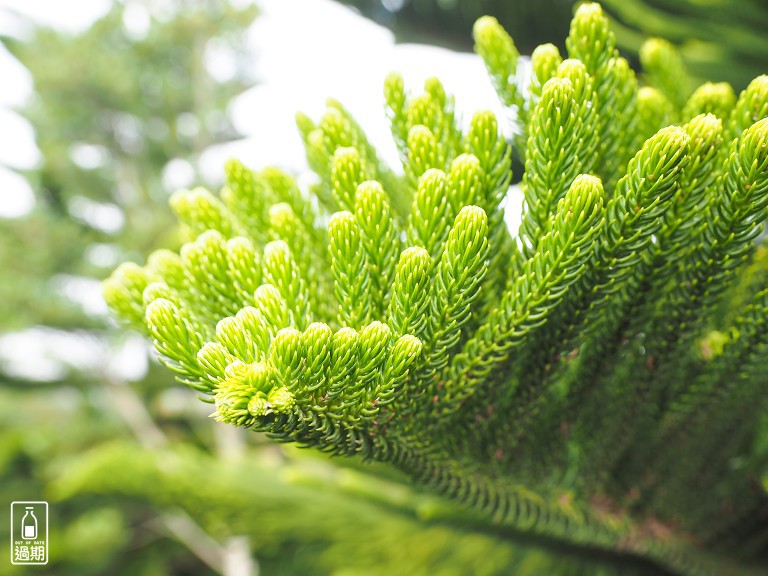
[0,0,765,575]
[0,0,257,332]
[342,0,768,90]
[600,0,768,91]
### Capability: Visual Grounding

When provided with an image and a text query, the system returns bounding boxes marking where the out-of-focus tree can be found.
[0,0,258,330]
[0,2,262,573]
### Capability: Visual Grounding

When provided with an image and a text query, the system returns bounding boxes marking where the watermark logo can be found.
[10,501,48,565]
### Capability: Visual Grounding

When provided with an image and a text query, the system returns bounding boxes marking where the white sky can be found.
[0,0,112,34]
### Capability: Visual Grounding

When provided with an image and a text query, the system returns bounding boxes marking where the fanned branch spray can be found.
[104,4,768,575]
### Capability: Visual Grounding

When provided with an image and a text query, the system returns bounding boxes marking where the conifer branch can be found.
[103,5,768,574]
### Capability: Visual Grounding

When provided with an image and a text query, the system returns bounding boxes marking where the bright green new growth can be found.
[105,4,768,575]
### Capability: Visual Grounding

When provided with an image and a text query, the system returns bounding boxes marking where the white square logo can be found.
[10,501,48,565]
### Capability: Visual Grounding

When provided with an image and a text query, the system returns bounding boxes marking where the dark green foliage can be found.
[600,0,768,90]
[340,0,768,91]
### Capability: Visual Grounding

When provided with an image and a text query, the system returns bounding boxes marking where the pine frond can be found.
[103,4,768,574]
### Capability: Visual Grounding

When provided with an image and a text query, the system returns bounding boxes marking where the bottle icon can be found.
[21,507,37,540]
